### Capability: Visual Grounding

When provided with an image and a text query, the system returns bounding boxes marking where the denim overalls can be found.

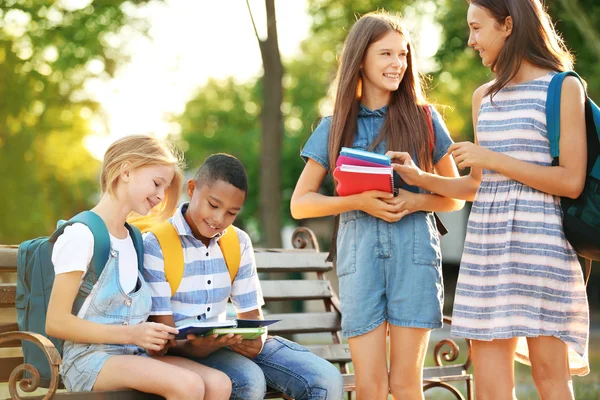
[60,248,152,392]
[301,104,453,337]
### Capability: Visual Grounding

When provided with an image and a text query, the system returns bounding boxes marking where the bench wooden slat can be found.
[1,283,16,307]
[0,356,23,382]
[0,322,19,334]
[423,365,469,380]
[255,251,331,273]
[340,373,469,393]
[304,344,469,380]
[261,280,332,301]
[0,338,20,348]
[22,390,163,399]
[342,374,354,391]
[305,344,351,363]
[0,245,17,271]
[266,312,340,334]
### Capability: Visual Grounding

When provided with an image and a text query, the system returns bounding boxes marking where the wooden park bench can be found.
[0,227,473,400]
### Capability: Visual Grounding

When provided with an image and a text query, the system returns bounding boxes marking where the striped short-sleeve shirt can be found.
[142,203,264,326]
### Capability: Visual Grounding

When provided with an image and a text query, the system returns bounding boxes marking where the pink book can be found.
[336,155,385,168]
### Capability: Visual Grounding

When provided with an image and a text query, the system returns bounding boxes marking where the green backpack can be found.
[16,211,144,387]
[546,71,600,280]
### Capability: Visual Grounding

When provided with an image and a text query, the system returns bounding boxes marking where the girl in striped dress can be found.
[387,0,589,398]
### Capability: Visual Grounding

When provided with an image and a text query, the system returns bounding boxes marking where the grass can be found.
[422,327,600,400]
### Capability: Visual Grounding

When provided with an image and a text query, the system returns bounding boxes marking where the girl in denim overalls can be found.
[291,11,463,400]
[46,135,231,399]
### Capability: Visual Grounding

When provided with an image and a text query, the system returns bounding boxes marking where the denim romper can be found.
[60,248,152,392]
[301,104,453,337]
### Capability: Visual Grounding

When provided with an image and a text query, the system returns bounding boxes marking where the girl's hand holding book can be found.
[356,190,410,223]
[383,188,419,214]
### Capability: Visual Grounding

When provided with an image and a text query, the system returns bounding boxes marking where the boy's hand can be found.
[187,333,243,351]
[230,333,266,359]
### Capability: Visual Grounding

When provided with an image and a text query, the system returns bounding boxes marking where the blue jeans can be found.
[192,336,344,400]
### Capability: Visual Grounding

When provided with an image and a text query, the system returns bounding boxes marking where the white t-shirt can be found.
[51,223,139,316]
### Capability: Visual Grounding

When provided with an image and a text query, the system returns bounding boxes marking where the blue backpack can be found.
[15,211,144,387]
[546,71,600,281]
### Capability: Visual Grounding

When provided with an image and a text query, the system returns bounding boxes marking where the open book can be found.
[334,148,394,196]
[175,318,280,340]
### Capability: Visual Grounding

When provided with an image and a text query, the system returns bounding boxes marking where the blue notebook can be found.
[339,147,391,166]
[175,318,281,340]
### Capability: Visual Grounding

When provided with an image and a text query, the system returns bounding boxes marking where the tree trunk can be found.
[257,0,284,247]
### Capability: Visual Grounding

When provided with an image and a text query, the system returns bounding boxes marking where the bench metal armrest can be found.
[436,316,472,371]
[0,330,61,400]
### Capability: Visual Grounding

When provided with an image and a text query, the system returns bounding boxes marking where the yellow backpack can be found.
[130,216,241,296]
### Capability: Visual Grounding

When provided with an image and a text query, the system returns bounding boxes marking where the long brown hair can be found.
[470,0,574,99]
[327,11,433,173]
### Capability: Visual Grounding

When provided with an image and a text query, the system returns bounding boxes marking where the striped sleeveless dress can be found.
[450,72,590,376]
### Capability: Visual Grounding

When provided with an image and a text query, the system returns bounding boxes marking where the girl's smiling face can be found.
[124,164,175,216]
[467,4,511,67]
[361,30,409,98]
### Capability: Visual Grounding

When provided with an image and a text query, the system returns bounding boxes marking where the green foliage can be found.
[0,0,155,243]
[176,78,261,230]
[177,0,425,237]
[432,0,600,141]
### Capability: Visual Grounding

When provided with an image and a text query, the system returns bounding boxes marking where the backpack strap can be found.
[584,258,593,287]
[147,222,242,297]
[125,223,144,272]
[218,227,241,283]
[53,211,111,315]
[147,221,184,297]
[547,71,600,181]
[422,105,449,236]
[546,71,584,159]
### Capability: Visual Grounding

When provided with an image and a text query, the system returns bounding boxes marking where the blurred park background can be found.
[1,0,600,398]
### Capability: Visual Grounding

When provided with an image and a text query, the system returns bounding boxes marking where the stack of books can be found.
[333,147,449,236]
[333,147,395,196]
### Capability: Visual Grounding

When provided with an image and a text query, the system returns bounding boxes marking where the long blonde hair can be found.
[100,135,184,220]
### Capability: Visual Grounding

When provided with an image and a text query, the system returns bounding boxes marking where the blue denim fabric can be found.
[300,104,449,337]
[192,336,344,400]
[61,249,152,392]
[336,210,444,337]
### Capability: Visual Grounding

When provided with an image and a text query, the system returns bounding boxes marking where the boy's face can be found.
[185,178,245,243]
